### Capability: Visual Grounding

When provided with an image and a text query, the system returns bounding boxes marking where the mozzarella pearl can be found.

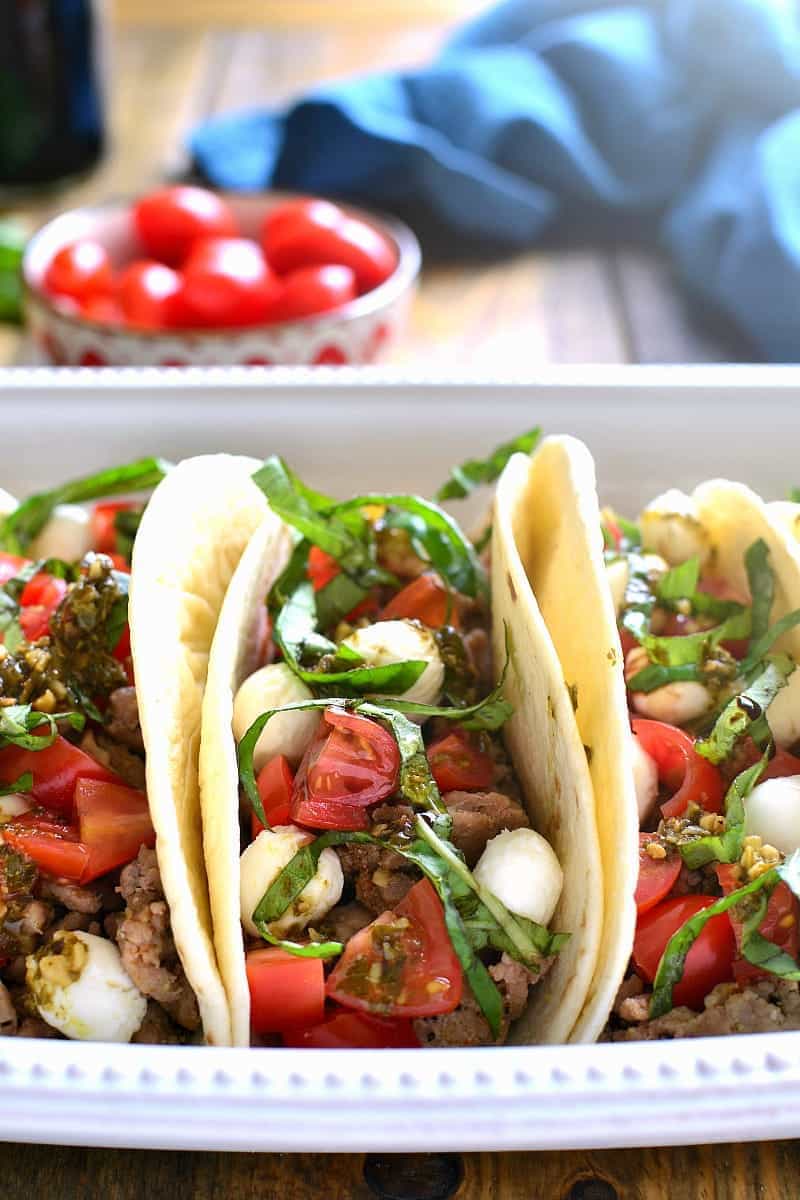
[233,663,321,771]
[639,489,711,567]
[26,931,146,1043]
[473,827,563,927]
[0,793,33,823]
[631,734,659,824]
[745,776,800,856]
[341,619,444,708]
[240,825,343,938]
[29,504,93,562]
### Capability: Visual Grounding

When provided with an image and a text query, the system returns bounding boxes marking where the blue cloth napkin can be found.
[191,0,800,361]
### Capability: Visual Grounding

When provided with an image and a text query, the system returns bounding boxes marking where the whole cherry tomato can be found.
[44,240,113,302]
[177,237,281,328]
[263,207,396,294]
[269,264,356,322]
[133,186,238,266]
[262,198,342,242]
[116,260,182,329]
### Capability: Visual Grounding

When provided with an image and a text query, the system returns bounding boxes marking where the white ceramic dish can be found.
[2,364,800,1154]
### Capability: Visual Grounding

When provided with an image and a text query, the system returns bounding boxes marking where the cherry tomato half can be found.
[326,879,463,1018]
[252,754,294,838]
[133,185,238,266]
[177,237,281,328]
[427,730,494,794]
[246,948,325,1034]
[631,718,725,820]
[290,707,400,830]
[75,777,154,881]
[633,894,736,1010]
[17,568,67,642]
[716,864,800,986]
[763,747,800,781]
[43,240,113,302]
[116,260,182,329]
[380,573,456,629]
[283,1009,420,1048]
[91,501,139,557]
[634,834,682,915]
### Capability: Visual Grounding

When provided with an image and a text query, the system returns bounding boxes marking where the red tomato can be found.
[763,748,800,781]
[307,546,340,592]
[634,834,682,915]
[19,572,68,611]
[75,778,154,881]
[2,821,88,882]
[252,755,294,837]
[262,198,343,243]
[327,879,462,1018]
[43,240,113,302]
[631,719,725,820]
[269,264,356,322]
[427,731,494,793]
[177,237,281,328]
[716,865,800,985]
[618,626,638,658]
[290,707,400,830]
[0,553,29,585]
[603,514,624,551]
[17,607,50,642]
[90,500,139,556]
[81,294,123,325]
[633,894,736,1010]
[246,948,325,1034]
[283,1009,420,1048]
[116,260,182,329]
[264,212,396,294]
[0,735,119,816]
[380,573,457,629]
[133,185,238,266]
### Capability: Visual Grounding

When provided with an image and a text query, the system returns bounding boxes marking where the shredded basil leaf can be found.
[252,924,344,960]
[657,557,701,603]
[679,753,769,870]
[0,771,32,798]
[0,704,84,752]
[0,459,169,555]
[435,428,541,502]
[696,655,795,764]
[113,507,143,561]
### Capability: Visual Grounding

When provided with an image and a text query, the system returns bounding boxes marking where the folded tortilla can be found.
[129,454,276,1047]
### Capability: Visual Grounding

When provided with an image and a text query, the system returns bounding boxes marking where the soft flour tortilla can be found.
[129,454,273,1047]
[199,515,291,1047]
[694,479,800,749]
[500,438,639,1042]
[493,456,606,1043]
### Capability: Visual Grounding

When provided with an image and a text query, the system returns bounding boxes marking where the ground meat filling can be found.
[443,790,529,867]
[106,686,144,752]
[116,847,200,1032]
[612,979,800,1040]
[414,955,550,1047]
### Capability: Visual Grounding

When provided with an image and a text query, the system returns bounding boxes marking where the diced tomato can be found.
[426,730,494,793]
[2,821,88,882]
[763,748,800,781]
[631,719,725,820]
[283,1009,420,1049]
[0,552,29,585]
[307,546,340,592]
[633,894,736,1010]
[716,864,800,986]
[634,834,682,915]
[327,879,462,1018]
[19,573,68,611]
[75,778,154,881]
[290,707,400,829]
[246,948,325,1034]
[252,755,294,837]
[0,735,120,817]
[380,573,457,629]
[91,501,138,556]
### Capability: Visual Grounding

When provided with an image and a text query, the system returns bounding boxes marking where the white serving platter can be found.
[2,364,800,1154]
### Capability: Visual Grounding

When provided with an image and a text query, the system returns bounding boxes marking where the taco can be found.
[0,454,268,1045]
[508,437,800,1040]
[199,447,604,1049]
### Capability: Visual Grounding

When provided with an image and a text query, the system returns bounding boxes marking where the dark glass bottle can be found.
[0,0,105,190]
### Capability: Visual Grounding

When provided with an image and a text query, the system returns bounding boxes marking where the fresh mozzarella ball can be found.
[631,735,659,824]
[0,793,33,823]
[474,828,563,927]
[639,489,711,567]
[233,663,321,771]
[0,488,16,516]
[240,825,343,938]
[26,931,146,1043]
[631,680,712,725]
[745,776,800,856]
[341,619,444,708]
[29,503,93,562]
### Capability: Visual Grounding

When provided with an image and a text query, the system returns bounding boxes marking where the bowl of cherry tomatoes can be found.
[23,186,421,366]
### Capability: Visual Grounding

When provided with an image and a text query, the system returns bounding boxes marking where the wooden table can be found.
[1,7,780,1198]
